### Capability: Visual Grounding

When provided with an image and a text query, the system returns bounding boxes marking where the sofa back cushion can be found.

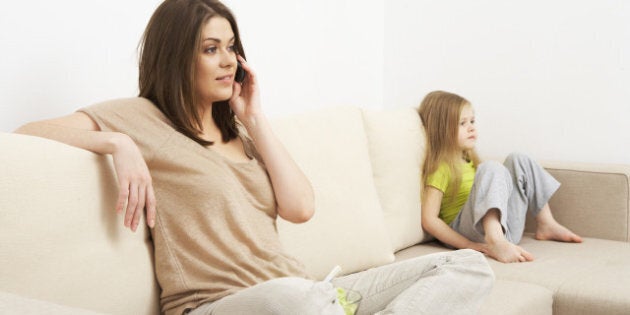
[361,107,432,251]
[0,133,159,315]
[527,161,630,242]
[271,107,395,279]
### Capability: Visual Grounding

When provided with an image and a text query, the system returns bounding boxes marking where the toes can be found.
[570,233,583,243]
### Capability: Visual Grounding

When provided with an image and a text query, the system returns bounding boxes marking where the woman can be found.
[16,1,494,314]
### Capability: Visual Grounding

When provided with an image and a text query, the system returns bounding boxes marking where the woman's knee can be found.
[210,277,343,315]
[450,249,495,282]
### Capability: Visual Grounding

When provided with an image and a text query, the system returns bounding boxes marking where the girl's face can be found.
[457,104,477,151]
[195,16,238,106]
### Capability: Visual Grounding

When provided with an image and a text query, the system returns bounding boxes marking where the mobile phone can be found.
[235,61,246,83]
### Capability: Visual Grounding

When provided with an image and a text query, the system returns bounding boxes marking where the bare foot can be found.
[486,240,535,263]
[535,221,583,243]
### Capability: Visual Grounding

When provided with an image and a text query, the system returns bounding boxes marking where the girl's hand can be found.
[229,55,262,128]
[467,242,490,255]
[486,240,535,263]
[111,134,156,232]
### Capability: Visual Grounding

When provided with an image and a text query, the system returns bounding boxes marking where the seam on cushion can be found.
[546,168,630,242]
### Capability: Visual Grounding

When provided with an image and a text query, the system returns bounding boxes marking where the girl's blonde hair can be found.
[418,91,481,198]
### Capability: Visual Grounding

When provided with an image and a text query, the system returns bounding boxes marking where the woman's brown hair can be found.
[138,0,245,146]
[418,91,480,199]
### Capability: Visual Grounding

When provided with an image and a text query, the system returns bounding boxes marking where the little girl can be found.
[418,90,582,263]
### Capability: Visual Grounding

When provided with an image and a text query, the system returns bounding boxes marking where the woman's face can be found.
[195,16,238,106]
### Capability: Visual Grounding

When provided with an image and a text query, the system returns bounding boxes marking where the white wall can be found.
[0,0,161,132]
[2,0,627,165]
[225,0,384,118]
[385,0,630,164]
[0,0,384,131]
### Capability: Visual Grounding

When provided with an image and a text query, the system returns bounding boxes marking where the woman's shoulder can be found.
[86,97,159,113]
[79,97,175,145]
[82,97,170,124]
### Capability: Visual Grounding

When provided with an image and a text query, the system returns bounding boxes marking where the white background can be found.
[1,0,628,164]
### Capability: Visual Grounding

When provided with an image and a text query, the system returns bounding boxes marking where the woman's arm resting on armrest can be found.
[14,112,156,232]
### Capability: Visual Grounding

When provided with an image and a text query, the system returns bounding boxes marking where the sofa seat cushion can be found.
[490,235,630,315]
[554,266,630,315]
[480,280,552,315]
[271,107,394,279]
[395,235,630,315]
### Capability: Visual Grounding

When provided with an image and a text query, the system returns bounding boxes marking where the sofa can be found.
[1,105,629,315]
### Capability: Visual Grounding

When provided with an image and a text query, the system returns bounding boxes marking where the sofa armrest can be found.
[524,161,630,242]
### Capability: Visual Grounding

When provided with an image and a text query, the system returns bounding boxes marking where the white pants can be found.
[189,249,494,315]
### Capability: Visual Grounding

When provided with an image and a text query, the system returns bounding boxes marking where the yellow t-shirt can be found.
[426,161,475,224]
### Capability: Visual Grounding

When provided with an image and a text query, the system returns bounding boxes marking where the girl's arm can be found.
[422,186,487,253]
[229,56,314,223]
[14,113,156,231]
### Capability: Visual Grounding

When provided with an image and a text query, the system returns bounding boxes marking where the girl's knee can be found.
[504,152,533,166]
[477,161,508,176]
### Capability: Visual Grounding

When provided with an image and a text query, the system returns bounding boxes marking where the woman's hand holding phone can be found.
[230,55,262,128]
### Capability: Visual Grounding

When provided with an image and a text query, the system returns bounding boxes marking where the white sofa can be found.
[1,106,629,315]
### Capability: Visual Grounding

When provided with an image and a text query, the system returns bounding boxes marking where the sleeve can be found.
[426,163,450,193]
[78,97,173,163]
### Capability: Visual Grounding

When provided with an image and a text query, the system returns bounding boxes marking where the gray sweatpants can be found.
[189,249,494,315]
[450,153,560,244]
